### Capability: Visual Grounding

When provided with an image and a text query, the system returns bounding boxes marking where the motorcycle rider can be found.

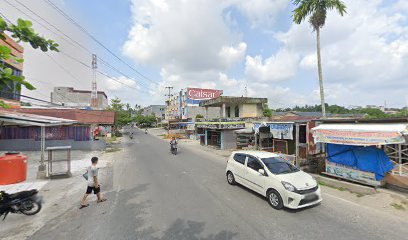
[145,128,148,134]
[130,132,134,139]
[170,137,177,153]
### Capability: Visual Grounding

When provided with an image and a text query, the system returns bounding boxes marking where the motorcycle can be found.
[171,144,178,155]
[145,129,148,134]
[0,189,43,220]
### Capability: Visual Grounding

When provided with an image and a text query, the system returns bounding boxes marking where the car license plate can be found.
[304,194,318,201]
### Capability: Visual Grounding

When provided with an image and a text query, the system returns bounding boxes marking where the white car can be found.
[226,151,322,210]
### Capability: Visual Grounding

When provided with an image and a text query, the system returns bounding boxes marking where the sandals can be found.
[79,204,89,209]
[97,198,107,203]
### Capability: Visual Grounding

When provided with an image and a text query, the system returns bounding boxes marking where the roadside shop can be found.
[312,119,408,188]
[196,119,246,150]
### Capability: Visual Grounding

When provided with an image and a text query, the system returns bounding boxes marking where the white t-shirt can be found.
[87,165,98,187]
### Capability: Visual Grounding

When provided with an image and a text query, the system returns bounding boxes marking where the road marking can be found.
[324,193,361,207]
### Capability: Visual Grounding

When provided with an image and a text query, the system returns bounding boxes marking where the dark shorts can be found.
[86,186,100,194]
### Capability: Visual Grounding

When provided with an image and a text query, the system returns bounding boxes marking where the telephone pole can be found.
[91,54,98,108]
[165,86,173,132]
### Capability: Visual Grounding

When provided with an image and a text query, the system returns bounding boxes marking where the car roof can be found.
[231,150,280,159]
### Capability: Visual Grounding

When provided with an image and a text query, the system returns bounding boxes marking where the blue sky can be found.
[2,0,408,109]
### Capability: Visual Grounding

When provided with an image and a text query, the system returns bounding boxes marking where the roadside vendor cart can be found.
[312,123,408,187]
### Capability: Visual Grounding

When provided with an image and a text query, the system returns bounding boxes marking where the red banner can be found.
[187,88,222,100]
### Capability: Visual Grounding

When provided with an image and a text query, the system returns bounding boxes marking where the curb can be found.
[311,173,378,195]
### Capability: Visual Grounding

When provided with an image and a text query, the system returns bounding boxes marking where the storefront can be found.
[196,120,245,150]
[253,121,313,167]
[312,122,408,187]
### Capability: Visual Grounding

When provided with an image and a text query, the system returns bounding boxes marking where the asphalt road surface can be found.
[29,129,408,240]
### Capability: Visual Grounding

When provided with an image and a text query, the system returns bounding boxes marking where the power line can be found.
[55,50,152,94]
[97,57,155,91]
[3,1,156,92]
[43,0,159,86]
[6,92,61,105]
[46,53,83,84]
[7,0,92,54]
[0,11,12,24]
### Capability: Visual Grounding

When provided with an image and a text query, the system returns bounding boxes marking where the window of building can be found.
[235,106,240,118]
[226,106,231,118]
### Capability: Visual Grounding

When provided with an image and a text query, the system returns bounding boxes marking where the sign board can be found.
[254,123,293,140]
[186,88,222,106]
[325,160,381,186]
[313,129,405,146]
[196,122,245,129]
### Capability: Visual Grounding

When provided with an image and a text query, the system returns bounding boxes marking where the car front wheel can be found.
[226,171,235,185]
[267,189,283,210]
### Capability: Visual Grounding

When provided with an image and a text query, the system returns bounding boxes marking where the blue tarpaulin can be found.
[327,144,394,180]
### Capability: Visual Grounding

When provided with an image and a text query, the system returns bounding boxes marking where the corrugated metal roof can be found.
[13,108,115,125]
[0,110,77,126]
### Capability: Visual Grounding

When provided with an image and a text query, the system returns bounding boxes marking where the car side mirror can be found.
[258,169,266,176]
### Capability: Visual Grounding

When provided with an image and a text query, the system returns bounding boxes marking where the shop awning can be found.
[312,123,408,146]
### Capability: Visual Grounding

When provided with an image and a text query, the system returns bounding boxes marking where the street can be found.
[27,129,408,240]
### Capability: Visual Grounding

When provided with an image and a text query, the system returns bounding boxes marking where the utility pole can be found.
[91,54,98,108]
[165,86,173,133]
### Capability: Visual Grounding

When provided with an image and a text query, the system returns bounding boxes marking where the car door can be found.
[230,153,247,184]
[245,155,266,194]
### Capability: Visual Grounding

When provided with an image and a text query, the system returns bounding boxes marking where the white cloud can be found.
[102,76,139,91]
[231,0,289,28]
[245,50,299,82]
[219,42,247,68]
[271,0,408,107]
[123,0,245,73]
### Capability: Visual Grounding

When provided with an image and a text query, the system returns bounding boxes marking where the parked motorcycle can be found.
[0,189,42,220]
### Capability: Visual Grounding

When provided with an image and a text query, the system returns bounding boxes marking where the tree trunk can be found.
[316,27,326,118]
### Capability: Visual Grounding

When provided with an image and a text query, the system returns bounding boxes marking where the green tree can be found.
[263,103,273,117]
[0,18,59,108]
[292,0,347,117]
[133,114,156,127]
[195,114,204,119]
[358,108,388,119]
[106,98,132,132]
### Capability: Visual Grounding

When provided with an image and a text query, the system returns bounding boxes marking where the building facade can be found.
[51,87,108,110]
[197,96,268,150]
[0,34,24,105]
[142,105,166,120]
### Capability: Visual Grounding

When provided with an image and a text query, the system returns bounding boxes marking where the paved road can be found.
[29,129,408,240]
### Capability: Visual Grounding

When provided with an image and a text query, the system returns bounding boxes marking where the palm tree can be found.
[292,0,347,117]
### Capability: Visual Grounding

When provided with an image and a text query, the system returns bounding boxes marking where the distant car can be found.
[226,151,322,210]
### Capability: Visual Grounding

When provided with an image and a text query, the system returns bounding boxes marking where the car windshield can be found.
[261,157,299,175]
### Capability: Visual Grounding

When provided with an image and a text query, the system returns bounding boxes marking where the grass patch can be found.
[319,180,366,197]
[390,203,406,210]
[105,147,121,153]
[319,181,347,191]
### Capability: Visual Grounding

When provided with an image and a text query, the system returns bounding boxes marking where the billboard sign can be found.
[186,88,222,106]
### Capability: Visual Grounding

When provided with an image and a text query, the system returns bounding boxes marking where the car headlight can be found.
[281,181,297,192]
